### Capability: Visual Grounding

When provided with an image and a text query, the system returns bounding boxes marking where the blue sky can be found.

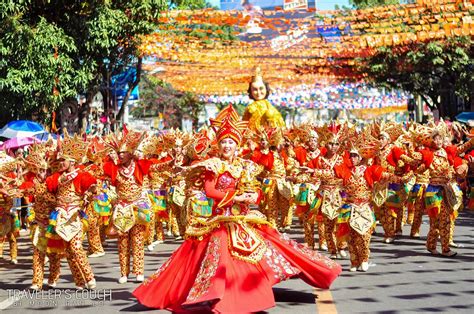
[207,0,351,10]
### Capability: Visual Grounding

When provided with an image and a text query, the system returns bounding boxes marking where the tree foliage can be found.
[171,0,214,10]
[358,36,473,112]
[349,0,399,9]
[0,0,167,127]
[133,76,206,130]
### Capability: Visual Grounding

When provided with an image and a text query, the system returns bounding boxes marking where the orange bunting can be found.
[137,1,473,95]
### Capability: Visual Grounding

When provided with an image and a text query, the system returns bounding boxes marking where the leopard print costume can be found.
[426,201,451,254]
[118,224,146,276]
[348,229,372,268]
[32,249,61,288]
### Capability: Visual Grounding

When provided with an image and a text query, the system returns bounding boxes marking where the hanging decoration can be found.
[138,0,473,96]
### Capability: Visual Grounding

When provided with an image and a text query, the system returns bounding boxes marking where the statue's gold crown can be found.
[251,66,264,84]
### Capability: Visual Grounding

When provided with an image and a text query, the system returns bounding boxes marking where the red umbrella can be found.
[0,136,38,150]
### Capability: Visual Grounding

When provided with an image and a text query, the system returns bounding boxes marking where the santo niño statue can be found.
[242,67,285,131]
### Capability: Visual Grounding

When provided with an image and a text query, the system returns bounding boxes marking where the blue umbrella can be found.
[455,112,474,124]
[0,120,45,139]
[34,132,60,141]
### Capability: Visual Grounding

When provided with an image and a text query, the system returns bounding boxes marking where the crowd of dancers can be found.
[1,68,473,311]
[0,113,472,293]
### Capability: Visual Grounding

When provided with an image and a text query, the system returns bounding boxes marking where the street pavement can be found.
[1,210,473,313]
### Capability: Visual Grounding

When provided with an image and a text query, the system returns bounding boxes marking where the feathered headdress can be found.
[411,120,449,148]
[253,127,284,147]
[86,136,111,164]
[318,121,350,146]
[23,143,50,173]
[57,130,89,163]
[210,105,248,145]
[287,123,319,145]
[105,125,146,154]
[372,121,405,142]
[348,128,380,159]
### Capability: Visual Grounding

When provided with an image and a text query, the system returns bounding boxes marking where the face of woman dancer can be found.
[433,134,443,149]
[250,81,267,101]
[350,153,361,166]
[118,151,133,166]
[219,138,238,161]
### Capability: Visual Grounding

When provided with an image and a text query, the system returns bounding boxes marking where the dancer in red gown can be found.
[133,105,341,313]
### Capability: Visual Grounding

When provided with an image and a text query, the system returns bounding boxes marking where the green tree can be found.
[134,76,206,130]
[349,0,399,9]
[357,36,473,115]
[0,0,168,128]
[171,0,214,9]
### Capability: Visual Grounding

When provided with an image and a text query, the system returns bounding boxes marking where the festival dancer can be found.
[247,127,292,229]
[0,152,21,264]
[85,140,113,257]
[45,133,97,290]
[142,135,173,250]
[133,105,341,313]
[103,126,171,284]
[164,130,192,240]
[293,125,326,250]
[443,127,471,248]
[312,122,352,259]
[406,140,430,238]
[412,123,473,257]
[372,122,412,243]
[19,143,62,290]
[336,136,401,272]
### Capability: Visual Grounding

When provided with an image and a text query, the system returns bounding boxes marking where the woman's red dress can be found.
[133,161,341,313]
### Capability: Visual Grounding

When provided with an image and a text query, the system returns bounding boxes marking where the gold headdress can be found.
[348,128,380,159]
[105,125,146,154]
[0,151,18,174]
[140,134,164,157]
[411,120,449,148]
[372,121,405,142]
[251,66,264,84]
[57,131,89,163]
[318,121,349,146]
[210,105,248,145]
[86,136,111,164]
[253,127,284,147]
[286,123,319,145]
[23,143,50,173]
[141,129,193,157]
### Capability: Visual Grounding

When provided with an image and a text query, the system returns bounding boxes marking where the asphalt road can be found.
[1,210,473,313]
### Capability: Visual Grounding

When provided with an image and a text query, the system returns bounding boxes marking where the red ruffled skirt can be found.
[133,224,341,313]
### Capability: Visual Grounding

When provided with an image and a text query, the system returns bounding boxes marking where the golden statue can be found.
[242,67,285,131]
